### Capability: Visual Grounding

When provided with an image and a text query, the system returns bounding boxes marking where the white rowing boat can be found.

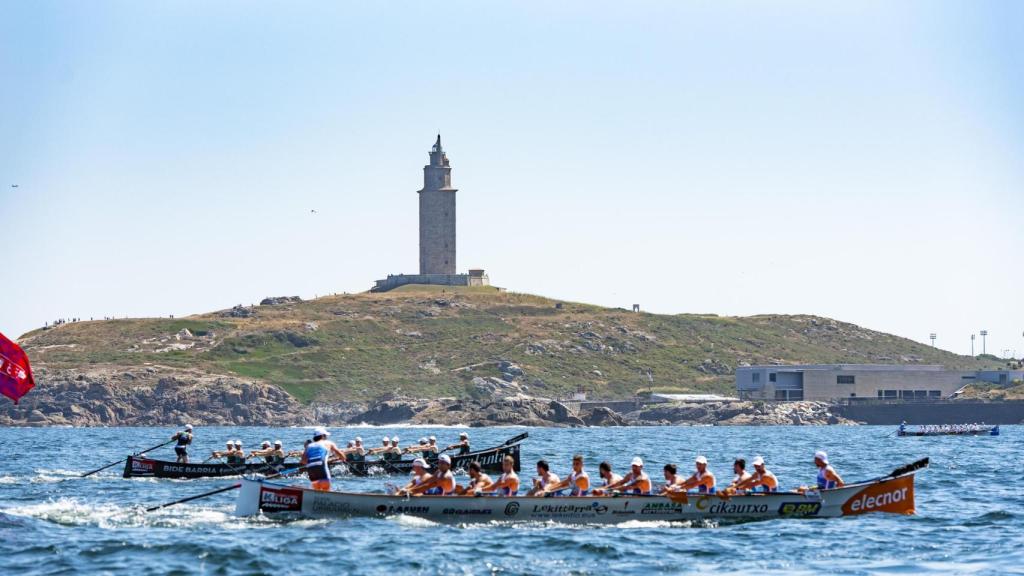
[234,458,927,524]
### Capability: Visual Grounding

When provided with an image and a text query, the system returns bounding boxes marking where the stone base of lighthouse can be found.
[371,270,490,293]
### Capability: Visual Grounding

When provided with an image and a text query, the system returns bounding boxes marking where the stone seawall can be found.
[832,401,1024,425]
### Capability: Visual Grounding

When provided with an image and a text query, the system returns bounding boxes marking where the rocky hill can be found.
[10,285,991,421]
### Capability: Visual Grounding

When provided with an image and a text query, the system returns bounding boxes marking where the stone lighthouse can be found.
[419,135,457,275]
[370,135,490,292]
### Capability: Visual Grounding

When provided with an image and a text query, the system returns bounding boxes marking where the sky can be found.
[1,1,1021,357]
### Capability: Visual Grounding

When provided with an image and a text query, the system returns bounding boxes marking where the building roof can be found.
[737,364,947,372]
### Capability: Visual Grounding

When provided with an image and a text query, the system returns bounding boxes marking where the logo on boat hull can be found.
[841,475,915,516]
[260,486,303,512]
[778,502,822,516]
[130,459,155,474]
[504,502,520,516]
[375,504,430,515]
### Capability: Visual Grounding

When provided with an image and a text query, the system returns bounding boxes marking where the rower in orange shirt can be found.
[677,455,717,494]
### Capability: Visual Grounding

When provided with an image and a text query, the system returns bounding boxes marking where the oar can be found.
[145,483,242,512]
[81,439,176,477]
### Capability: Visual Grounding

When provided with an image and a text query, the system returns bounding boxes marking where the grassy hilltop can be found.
[19,286,990,403]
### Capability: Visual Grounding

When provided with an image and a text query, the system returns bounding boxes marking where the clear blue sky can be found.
[1,1,1021,357]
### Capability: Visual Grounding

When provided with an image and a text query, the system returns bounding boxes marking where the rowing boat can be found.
[341,433,525,476]
[234,458,928,524]
[897,425,999,437]
[123,456,297,479]
[123,433,527,479]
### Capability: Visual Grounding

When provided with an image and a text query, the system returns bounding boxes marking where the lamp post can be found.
[929,333,936,347]
[971,334,975,357]
[981,330,988,355]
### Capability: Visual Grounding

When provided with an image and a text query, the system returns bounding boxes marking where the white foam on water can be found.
[0,476,19,484]
[390,514,440,528]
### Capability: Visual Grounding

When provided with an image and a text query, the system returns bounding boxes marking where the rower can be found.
[445,432,471,455]
[396,458,433,496]
[591,461,623,495]
[677,455,716,494]
[368,436,391,456]
[267,440,287,467]
[288,439,311,459]
[603,457,652,495]
[735,456,778,493]
[727,458,752,492]
[248,441,274,463]
[417,454,457,495]
[426,436,439,456]
[346,436,366,462]
[813,450,844,490]
[300,427,347,491]
[478,455,520,496]
[527,460,561,496]
[659,463,684,494]
[455,461,493,495]
[171,424,193,463]
[387,437,403,460]
[899,421,907,434]
[542,454,590,496]
[404,438,429,455]
[211,440,234,461]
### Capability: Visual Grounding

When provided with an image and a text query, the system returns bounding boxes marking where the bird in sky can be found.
[310,209,317,214]
[11,184,18,188]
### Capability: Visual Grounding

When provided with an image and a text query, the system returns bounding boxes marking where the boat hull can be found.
[123,456,295,479]
[898,426,998,437]
[342,441,521,476]
[235,467,921,524]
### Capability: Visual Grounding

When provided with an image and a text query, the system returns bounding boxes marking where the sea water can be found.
[0,425,1019,575]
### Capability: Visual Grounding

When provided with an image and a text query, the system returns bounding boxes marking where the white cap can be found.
[382,436,390,442]
[695,455,708,465]
[234,440,242,446]
[274,440,283,446]
[459,432,468,438]
[419,437,428,443]
[412,458,430,469]
[814,450,828,463]
[438,454,452,464]
[391,436,400,443]
[261,441,271,447]
[752,456,765,467]
[313,427,329,438]
[347,441,355,447]
[225,440,233,446]
[184,424,193,430]
[429,436,436,441]
[631,457,644,467]
[355,436,362,443]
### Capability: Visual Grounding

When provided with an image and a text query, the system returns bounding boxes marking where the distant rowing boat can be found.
[341,433,525,476]
[897,426,999,437]
[123,433,526,479]
[235,458,929,524]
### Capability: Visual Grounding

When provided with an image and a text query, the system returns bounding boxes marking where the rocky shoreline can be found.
[1,368,858,427]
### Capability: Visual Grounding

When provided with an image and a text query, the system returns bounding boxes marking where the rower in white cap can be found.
[445,432,471,455]
[408,454,457,495]
[813,450,843,490]
[731,455,779,493]
[368,436,391,456]
[300,427,347,491]
[426,435,439,456]
[396,457,433,496]
[677,455,717,494]
[600,457,652,495]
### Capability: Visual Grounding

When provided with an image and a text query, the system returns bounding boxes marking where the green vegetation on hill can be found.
[19,286,994,403]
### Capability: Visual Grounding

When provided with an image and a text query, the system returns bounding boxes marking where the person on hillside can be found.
[676,455,717,494]
[541,454,590,496]
[171,425,193,463]
[455,461,493,495]
[527,460,561,496]
[445,432,471,455]
[478,455,520,496]
[602,457,652,495]
[300,427,347,491]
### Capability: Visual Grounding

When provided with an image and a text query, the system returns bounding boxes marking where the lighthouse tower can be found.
[418,135,457,275]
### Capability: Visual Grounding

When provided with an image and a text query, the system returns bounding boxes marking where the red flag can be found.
[0,332,35,404]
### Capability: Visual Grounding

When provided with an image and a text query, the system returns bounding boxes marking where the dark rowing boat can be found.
[897,425,999,437]
[123,433,527,479]
[341,432,526,476]
[123,456,297,479]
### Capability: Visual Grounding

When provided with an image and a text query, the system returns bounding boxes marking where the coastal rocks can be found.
[0,367,313,427]
[260,296,302,306]
[223,305,254,318]
[581,406,627,426]
[631,401,857,426]
[347,396,585,427]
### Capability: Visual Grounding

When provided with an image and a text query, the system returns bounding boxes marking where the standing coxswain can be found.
[479,455,520,496]
[300,427,347,491]
[542,454,590,496]
[171,424,193,463]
